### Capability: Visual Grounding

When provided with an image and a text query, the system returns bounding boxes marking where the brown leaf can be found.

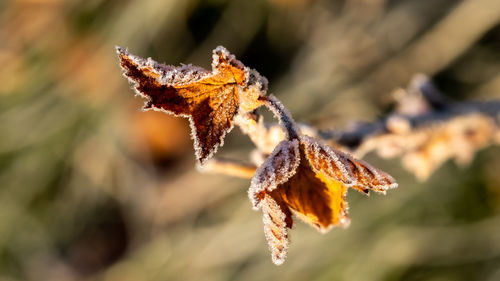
[249,139,300,208]
[261,194,292,265]
[117,46,265,164]
[250,136,398,264]
[302,135,397,194]
[269,143,350,232]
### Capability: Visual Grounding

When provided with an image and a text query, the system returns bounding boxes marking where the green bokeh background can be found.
[1,0,500,280]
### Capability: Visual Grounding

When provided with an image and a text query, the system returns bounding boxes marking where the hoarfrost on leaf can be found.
[261,194,291,266]
[249,139,300,209]
[116,45,268,164]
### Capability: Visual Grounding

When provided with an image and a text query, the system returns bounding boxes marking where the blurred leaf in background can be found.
[0,0,500,280]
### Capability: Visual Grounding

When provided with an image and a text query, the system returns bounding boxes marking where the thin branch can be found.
[203,74,500,181]
[199,158,257,179]
[321,75,500,180]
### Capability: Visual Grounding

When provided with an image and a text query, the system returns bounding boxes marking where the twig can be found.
[205,74,500,181]
[199,158,256,179]
[321,75,500,180]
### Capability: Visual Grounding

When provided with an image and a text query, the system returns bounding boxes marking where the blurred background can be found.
[1,0,500,280]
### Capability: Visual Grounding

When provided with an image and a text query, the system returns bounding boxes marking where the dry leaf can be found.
[117,46,267,164]
[250,135,397,264]
[261,194,292,265]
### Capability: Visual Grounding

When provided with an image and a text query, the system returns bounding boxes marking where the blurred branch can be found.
[322,74,500,180]
[205,74,500,181]
[277,0,500,122]
[199,158,257,179]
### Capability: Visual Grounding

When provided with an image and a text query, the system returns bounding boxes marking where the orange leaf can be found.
[261,194,292,265]
[302,135,397,194]
[249,139,300,208]
[117,46,266,164]
[250,136,398,264]
[269,150,350,232]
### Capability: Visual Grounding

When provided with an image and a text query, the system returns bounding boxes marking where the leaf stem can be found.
[259,95,300,140]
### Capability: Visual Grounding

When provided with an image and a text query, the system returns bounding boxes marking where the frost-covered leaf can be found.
[250,134,398,264]
[117,46,266,164]
[249,139,300,208]
[302,135,398,195]
[261,194,292,265]
[269,143,351,232]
